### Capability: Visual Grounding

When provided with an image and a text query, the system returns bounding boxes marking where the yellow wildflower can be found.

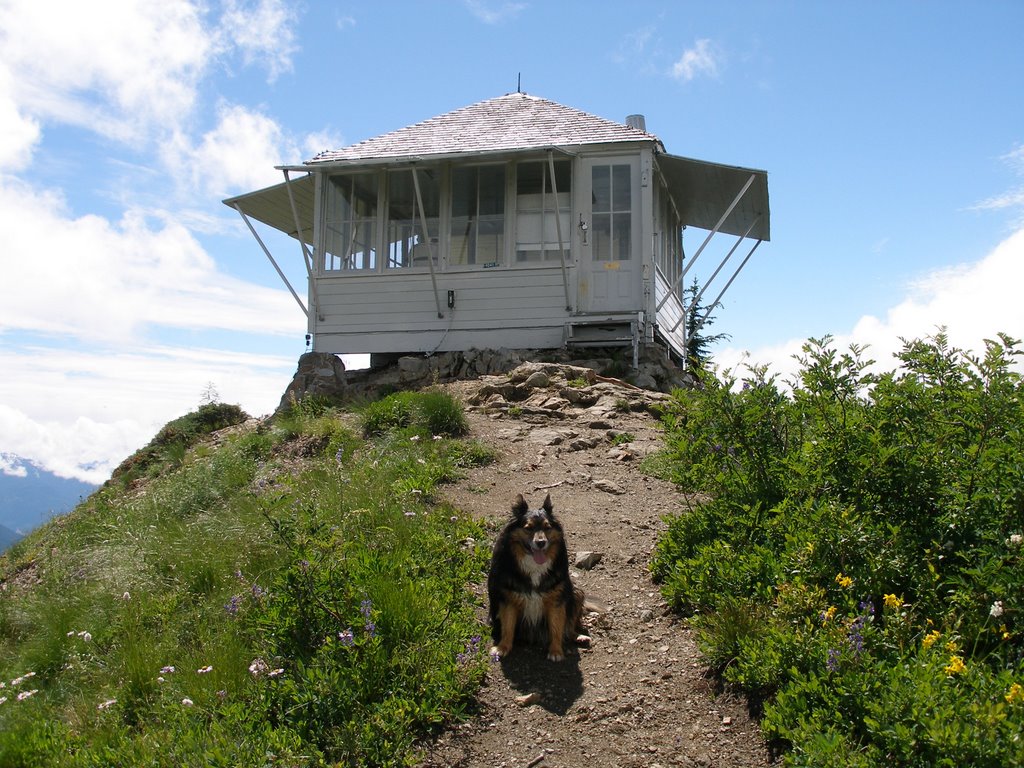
[944,655,967,676]
[945,640,959,653]
[835,573,853,589]
[1006,683,1024,705]
[821,606,837,624]
[883,593,902,610]
[922,630,941,650]
[1000,625,1012,641]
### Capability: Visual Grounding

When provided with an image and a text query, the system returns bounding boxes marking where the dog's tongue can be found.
[531,549,547,565]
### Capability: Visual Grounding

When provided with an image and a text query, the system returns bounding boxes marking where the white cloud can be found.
[218,0,298,82]
[0,343,298,483]
[163,102,302,198]
[0,0,211,144]
[0,178,300,344]
[0,453,27,478]
[0,82,41,171]
[463,0,527,24]
[718,226,1024,383]
[671,39,719,82]
[969,144,1024,225]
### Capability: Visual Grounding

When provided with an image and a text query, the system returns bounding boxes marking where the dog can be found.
[487,493,590,662]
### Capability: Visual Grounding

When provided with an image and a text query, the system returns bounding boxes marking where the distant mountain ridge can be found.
[0,453,98,539]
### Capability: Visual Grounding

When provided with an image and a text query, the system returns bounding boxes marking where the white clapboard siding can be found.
[313,266,575,352]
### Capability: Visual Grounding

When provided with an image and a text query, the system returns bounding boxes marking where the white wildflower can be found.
[991,600,1005,618]
[97,698,117,710]
[160,665,175,674]
[181,697,194,707]
[122,591,131,601]
[197,665,213,674]
[17,689,38,701]
[409,435,420,442]
[0,696,6,705]
[1009,533,1023,547]
[157,676,165,683]
[248,659,269,677]
[268,668,285,678]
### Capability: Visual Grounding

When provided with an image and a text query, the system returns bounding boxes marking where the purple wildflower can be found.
[338,628,354,646]
[224,595,242,616]
[251,584,266,600]
[826,648,841,672]
[847,616,865,655]
[456,635,483,665]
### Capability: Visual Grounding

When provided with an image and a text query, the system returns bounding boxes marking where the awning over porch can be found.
[655,153,770,242]
[223,173,315,245]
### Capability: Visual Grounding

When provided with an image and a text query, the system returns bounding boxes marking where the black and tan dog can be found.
[487,493,589,661]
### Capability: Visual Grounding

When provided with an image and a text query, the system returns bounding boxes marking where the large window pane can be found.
[515,160,570,263]
[386,168,439,269]
[323,173,378,271]
[451,165,505,267]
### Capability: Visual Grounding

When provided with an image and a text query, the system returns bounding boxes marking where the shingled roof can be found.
[306,92,660,165]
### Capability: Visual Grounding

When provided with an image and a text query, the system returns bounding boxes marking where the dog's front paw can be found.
[489,644,510,661]
[546,651,565,662]
[575,634,592,648]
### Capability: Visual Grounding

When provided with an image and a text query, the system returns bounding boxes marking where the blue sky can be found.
[1,0,1022,483]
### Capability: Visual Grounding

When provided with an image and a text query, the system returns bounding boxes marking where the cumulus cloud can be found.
[218,0,299,82]
[718,226,1024,383]
[0,179,299,344]
[0,344,297,483]
[0,0,211,144]
[671,39,720,82]
[163,102,303,198]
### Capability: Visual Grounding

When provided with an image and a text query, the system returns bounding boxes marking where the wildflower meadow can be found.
[651,331,1024,766]
[0,390,493,767]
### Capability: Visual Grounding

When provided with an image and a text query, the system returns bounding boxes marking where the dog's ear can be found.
[512,494,528,518]
[542,494,553,513]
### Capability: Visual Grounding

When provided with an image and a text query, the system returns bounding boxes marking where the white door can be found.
[578,156,641,313]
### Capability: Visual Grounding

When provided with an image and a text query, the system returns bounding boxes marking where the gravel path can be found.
[417,366,775,768]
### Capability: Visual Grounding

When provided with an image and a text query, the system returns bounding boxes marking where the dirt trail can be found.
[417,365,775,768]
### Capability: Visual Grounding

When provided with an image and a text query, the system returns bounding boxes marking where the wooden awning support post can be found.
[411,166,445,319]
[677,215,761,325]
[282,170,321,319]
[232,204,308,317]
[678,238,763,336]
[657,172,756,314]
[548,151,573,311]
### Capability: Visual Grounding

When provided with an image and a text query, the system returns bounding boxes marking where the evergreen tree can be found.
[684,278,730,370]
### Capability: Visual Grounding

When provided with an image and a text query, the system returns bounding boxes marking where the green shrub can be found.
[652,331,1024,767]
[111,402,249,485]
[361,390,468,438]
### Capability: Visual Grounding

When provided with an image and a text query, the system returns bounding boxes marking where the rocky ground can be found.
[416,362,776,768]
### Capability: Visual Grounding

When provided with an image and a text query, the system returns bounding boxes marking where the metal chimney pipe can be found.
[625,114,647,132]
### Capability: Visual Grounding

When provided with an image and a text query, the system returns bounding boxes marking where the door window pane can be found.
[592,163,632,261]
